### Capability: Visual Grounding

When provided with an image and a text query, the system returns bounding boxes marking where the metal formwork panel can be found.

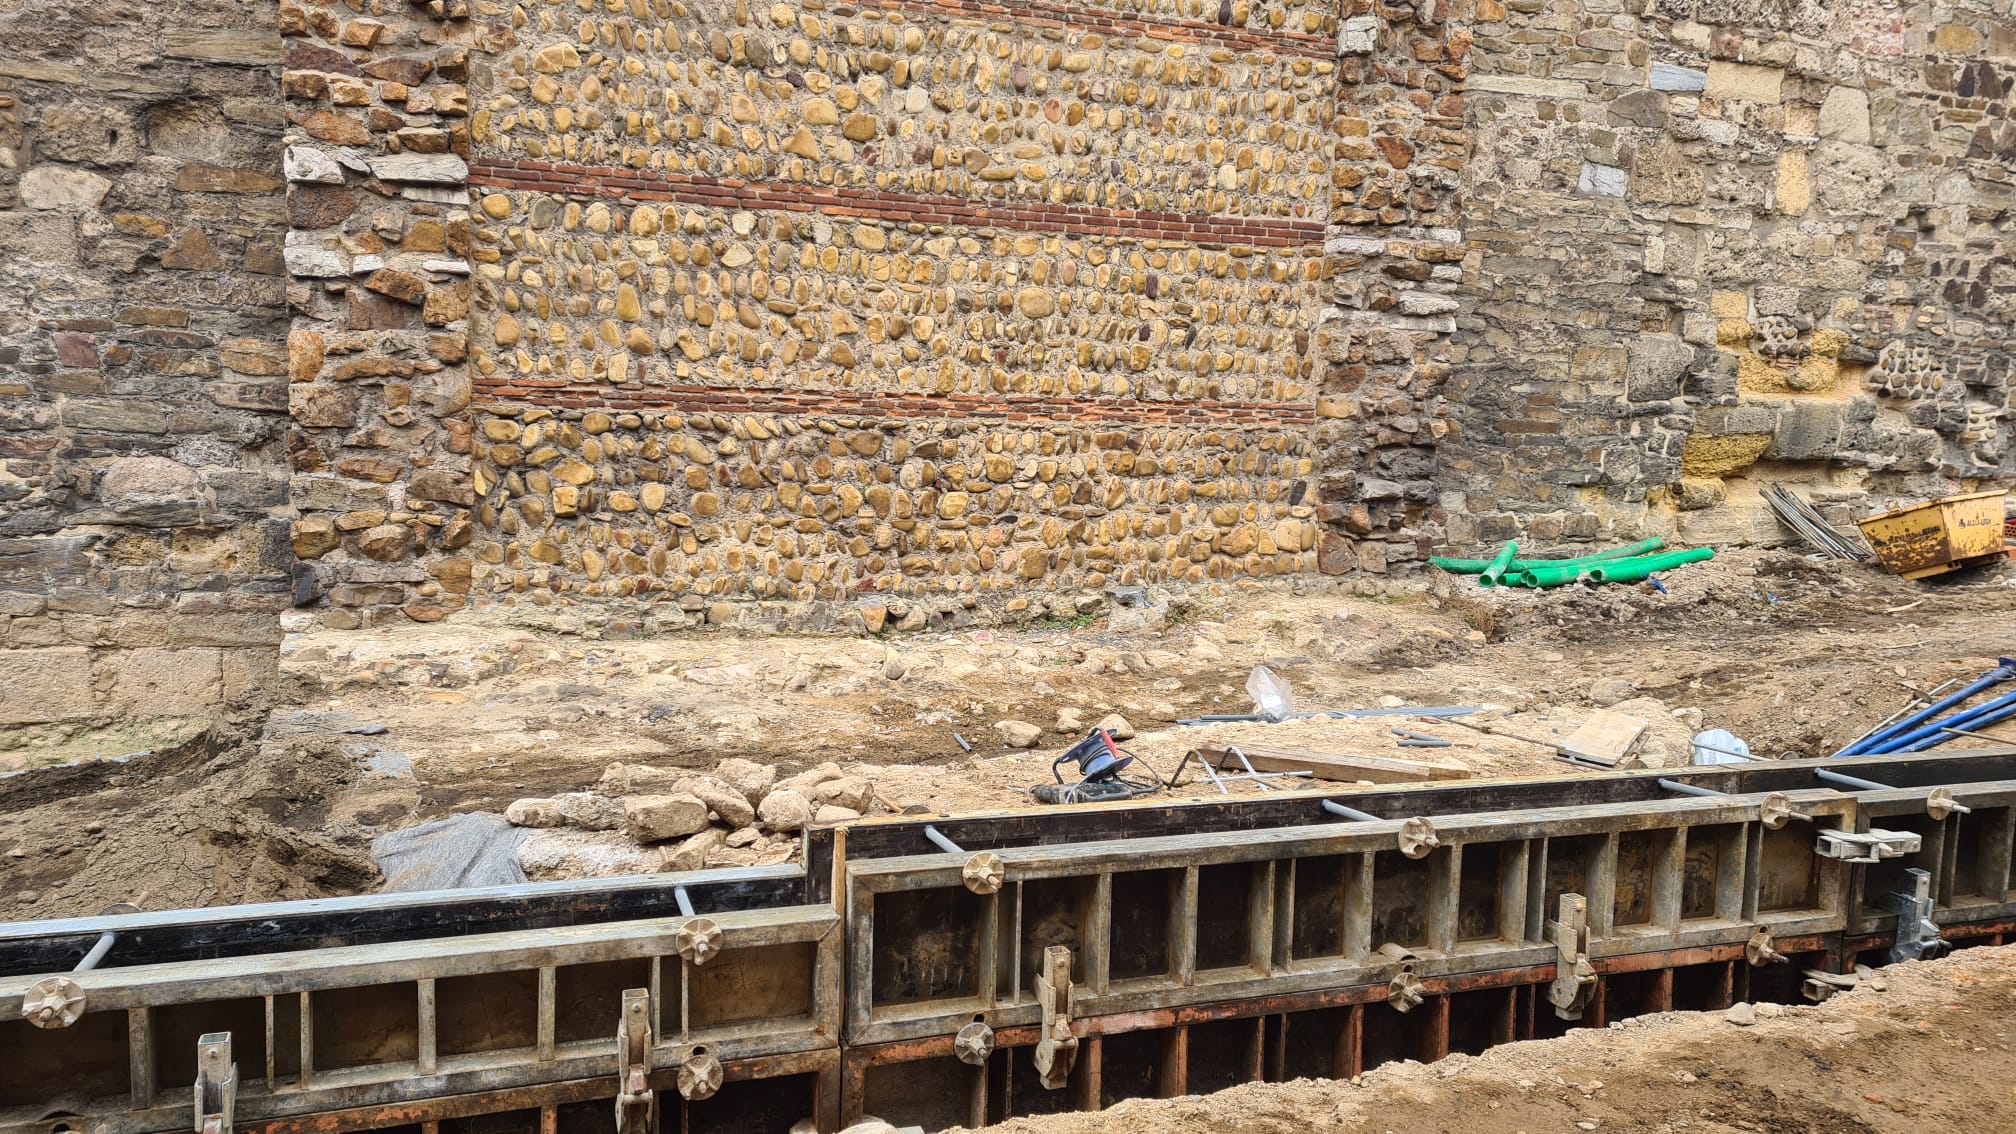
[0,903,842,1134]
[841,791,1857,1047]
[1846,779,2016,938]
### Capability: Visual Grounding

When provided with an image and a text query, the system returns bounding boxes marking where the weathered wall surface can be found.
[1441,0,2016,549]
[455,0,1335,621]
[0,1,292,728]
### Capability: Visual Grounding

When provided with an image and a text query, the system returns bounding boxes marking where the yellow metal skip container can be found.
[1855,489,2010,579]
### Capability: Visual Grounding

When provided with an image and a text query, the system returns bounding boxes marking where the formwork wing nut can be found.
[1758,793,1803,830]
[1386,965,1426,1013]
[23,976,85,1029]
[1745,927,1787,967]
[962,852,1005,895]
[1397,816,1440,859]
[954,1021,996,1066]
[1926,787,1971,820]
[193,1032,236,1134]
[675,917,723,966]
[614,989,655,1134]
[676,1050,723,1101]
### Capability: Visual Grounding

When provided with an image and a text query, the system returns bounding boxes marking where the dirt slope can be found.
[957,945,2016,1134]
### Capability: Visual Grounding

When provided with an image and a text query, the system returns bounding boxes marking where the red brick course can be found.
[469,160,1328,250]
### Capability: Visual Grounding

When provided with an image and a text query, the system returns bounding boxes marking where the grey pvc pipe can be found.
[924,825,963,854]
[1816,769,1891,792]
[1322,800,1379,822]
[74,931,116,972]
[674,886,696,918]
[1656,778,1724,798]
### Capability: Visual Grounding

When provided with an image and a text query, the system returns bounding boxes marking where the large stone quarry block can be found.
[0,647,96,724]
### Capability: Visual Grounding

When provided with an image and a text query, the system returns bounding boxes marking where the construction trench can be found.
[5,747,2016,1134]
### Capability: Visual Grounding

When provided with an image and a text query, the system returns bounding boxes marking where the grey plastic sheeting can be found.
[372,813,530,892]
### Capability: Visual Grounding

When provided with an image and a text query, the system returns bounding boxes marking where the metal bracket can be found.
[962,852,1005,895]
[614,988,655,1134]
[22,976,85,1029]
[1385,964,1425,1013]
[674,917,722,966]
[1397,816,1440,859]
[1885,867,1948,964]
[193,1032,236,1134]
[1031,946,1077,1091]
[1745,926,1787,967]
[1815,828,1921,864]
[1546,893,1597,1020]
[954,1020,995,1066]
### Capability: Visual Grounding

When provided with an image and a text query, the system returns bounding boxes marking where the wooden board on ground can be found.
[1557,709,1647,767]
[1194,744,1471,784]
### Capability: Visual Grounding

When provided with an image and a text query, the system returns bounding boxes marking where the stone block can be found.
[98,646,224,717]
[1775,151,1811,215]
[624,793,710,842]
[1626,335,1695,403]
[1337,15,1378,55]
[0,647,95,723]
[1764,401,1846,460]
[1706,61,1784,103]
[369,153,469,184]
[1578,162,1627,198]
[20,165,113,210]
[1650,63,1706,92]
[1468,74,1589,100]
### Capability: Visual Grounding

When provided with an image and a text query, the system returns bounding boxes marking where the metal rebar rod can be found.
[1816,769,1891,792]
[1322,800,1379,822]
[1656,778,1725,798]
[74,931,116,972]
[923,825,964,854]
[674,886,695,918]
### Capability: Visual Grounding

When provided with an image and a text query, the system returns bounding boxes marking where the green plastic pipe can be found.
[1429,537,1666,575]
[1584,547,1714,583]
[1475,541,1519,588]
[1513,563,1594,588]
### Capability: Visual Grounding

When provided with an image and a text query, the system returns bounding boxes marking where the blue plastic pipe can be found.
[1837,657,2016,756]
[1880,687,2016,754]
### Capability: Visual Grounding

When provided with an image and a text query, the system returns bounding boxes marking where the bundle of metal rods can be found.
[1765,483,1871,560]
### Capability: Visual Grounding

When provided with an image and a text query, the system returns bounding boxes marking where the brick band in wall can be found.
[469,161,1327,250]
[877,0,1336,59]
[475,383,1317,426]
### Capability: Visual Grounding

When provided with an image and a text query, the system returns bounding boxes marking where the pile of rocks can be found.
[504,757,897,880]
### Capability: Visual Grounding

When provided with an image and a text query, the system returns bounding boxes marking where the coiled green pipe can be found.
[1584,547,1714,583]
[1429,537,1666,575]
[1475,541,1519,588]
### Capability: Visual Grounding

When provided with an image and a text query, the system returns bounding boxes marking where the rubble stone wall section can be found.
[1442,0,2016,549]
[280,0,481,629]
[453,0,1338,618]
[0,0,293,725]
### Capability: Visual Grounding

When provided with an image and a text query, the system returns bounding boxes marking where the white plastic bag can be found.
[1246,665,1295,722]
[1692,728,1754,765]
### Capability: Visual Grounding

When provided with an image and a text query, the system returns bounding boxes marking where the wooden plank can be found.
[1557,710,1647,767]
[1196,744,1471,784]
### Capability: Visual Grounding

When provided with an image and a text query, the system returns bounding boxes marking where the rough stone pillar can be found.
[280,0,479,627]
[1316,0,1467,573]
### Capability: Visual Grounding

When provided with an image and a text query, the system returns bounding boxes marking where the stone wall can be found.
[1442,0,2016,548]
[453,0,1337,619]
[0,0,292,728]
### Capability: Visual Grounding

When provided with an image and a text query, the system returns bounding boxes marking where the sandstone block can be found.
[997,720,1043,748]
[687,775,757,828]
[506,797,567,827]
[0,647,95,724]
[659,827,726,872]
[758,787,813,833]
[98,646,223,717]
[625,793,711,842]
[20,165,112,209]
[715,756,777,805]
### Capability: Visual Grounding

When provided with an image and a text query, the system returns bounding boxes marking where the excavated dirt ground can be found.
[955,944,2016,1134]
[2,548,2014,918]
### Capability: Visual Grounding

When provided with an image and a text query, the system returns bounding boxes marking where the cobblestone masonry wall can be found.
[453,0,1338,613]
[1442,0,2016,548]
[0,0,292,726]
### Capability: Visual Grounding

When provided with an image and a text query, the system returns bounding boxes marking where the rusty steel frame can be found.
[4,750,2015,1134]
